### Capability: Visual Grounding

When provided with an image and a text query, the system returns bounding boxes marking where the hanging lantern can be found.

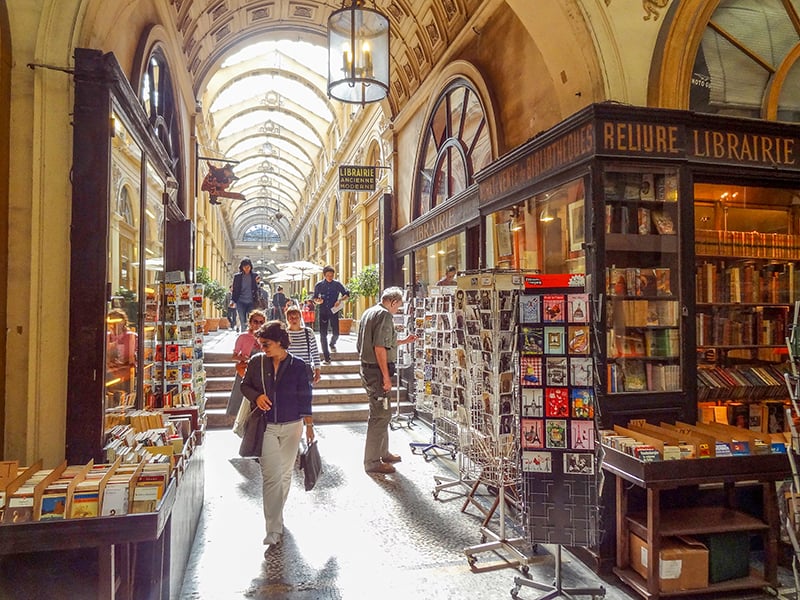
[327,0,390,105]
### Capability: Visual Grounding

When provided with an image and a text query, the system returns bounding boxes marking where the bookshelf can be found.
[692,183,800,414]
[602,165,682,396]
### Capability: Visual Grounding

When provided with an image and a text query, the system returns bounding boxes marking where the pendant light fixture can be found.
[327,0,390,105]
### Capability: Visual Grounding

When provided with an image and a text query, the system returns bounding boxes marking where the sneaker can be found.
[365,462,396,474]
[330,345,337,352]
[322,358,331,365]
[382,453,402,463]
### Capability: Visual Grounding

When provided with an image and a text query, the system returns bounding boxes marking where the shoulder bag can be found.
[304,329,315,383]
[238,356,268,457]
[299,440,322,491]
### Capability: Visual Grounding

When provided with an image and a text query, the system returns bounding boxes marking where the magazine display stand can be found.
[390,297,415,430]
[512,273,605,600]
[409,290,461,461]
[456,271,534,574]
[142,282,206,412]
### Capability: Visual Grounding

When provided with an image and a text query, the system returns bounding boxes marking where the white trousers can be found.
[260,419,302,542]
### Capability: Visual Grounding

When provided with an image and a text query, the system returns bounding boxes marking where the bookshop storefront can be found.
[476,102,800,430]
[470,100,800,578]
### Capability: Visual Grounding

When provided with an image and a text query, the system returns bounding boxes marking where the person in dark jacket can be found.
[241,320,314,556]
[231,257,259,328]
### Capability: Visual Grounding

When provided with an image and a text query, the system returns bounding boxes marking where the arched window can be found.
[413,79,491,218]
[140,47,183,204]
[691,0,800,122]
[243,224,280,244]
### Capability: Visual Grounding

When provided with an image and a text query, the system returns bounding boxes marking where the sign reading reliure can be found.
[338,165,376,191]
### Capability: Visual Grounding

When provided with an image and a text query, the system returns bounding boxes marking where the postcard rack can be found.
[513,273,605,599]
[453,271,534,574]
[409,291,463,464]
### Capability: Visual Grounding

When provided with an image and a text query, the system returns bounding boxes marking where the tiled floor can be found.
[178,424,633,600]
[180,330,794,600]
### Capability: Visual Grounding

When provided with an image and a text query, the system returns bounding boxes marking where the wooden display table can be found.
[602,446,789,600]
[0,438,204,599]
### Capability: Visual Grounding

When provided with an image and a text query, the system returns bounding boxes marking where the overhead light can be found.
[327,0,390,105]
[540,206,554,223]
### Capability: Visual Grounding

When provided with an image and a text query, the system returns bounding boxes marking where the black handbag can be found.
[299,440,322,491]
[238,356,268,458]
[238,408,265,457]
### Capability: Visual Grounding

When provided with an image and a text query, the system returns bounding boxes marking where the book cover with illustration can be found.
[520,326,544,354]
[520,355,543,387]
[567,293,589,323]
[569,358,593,388]
[570,420,595,450]
[570,388,595,419]
[545,357,568,386]
[520,295,541,323]
[522,388,544,417]
[567,325,589,354]
[545,387,569,417]
[544,326,566,355]
[545,419,567,449]
[542,295,566,322]
[520,418,544,449]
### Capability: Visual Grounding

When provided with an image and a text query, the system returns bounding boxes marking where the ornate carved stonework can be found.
[209,2,228,21]
[249,6,271,21]
[425,22,440,45]
[604,0,669,21]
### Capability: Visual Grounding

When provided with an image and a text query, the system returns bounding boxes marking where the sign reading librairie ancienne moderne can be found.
[338,165,376,191]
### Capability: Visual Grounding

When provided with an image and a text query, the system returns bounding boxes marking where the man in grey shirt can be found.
[357,286,416,474]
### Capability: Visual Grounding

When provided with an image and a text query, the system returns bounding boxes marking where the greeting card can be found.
[545,387,569,417]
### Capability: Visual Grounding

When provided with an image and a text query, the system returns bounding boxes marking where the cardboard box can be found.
[695,532,750,583]
[629,533,709,592]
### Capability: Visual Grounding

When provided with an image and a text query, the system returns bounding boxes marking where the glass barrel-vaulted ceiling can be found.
[201,40,334,250]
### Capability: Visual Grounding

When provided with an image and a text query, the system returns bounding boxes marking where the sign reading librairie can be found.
[338,165,376,191]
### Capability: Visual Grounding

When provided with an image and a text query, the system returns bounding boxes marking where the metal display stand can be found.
[458,271,535,574]
[390,344,415,430]
[781,302,800,599]
[512,274,605,599]
[511,545,605,600]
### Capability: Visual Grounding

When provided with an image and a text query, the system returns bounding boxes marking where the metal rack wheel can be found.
[519,564,529,576]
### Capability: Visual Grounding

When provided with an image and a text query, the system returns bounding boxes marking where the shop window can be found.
[487,179,586,274]
[413,79,491,218]
[691,0,800,122]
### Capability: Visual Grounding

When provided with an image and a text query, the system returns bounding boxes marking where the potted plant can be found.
[196,267,229,330]
[345,264,381,333]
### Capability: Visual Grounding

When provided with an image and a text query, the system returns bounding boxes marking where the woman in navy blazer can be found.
[241,320,313,555]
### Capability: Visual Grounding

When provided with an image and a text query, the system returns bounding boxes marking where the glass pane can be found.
[412,232,466,296]
[603,165,682,394]
[486,178,585,274]
[144,164,165,405]
[106,112,142,413]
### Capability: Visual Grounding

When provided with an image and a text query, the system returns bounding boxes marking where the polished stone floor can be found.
[179,330,795,599]
[178,423,629,600]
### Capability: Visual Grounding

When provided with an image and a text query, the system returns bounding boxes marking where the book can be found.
[621,360,647,391]
[542,295,565,322]
[637,207,651,234]
[651,210,675,234]
[639,173,655,201]
[545,388,569,417]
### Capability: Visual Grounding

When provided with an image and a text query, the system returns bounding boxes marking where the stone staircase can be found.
[203,348,414,429]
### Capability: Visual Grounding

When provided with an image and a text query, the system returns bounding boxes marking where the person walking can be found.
[271,285,288,320]
[357,287,416,474]
[241,321,314,555]
[225,309,266,418]
[313,265,350,364]
[285,305,321,385]
[225,285,238,331]
[231,258,259,329]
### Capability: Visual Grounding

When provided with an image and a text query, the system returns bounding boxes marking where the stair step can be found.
[312,388,407,404]
[205,363,235,377]
[315,372,362,389]
[206,376,235,392]
[205,390,232,410]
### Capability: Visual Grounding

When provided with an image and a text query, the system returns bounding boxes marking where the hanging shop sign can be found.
[338,165,376,191]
